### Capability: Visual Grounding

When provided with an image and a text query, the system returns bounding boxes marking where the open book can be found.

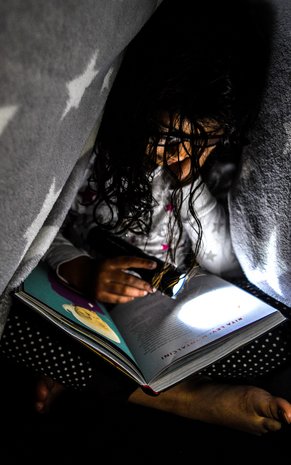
[15,262,286,395]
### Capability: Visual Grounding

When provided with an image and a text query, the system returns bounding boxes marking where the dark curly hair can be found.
[87,0,272,272]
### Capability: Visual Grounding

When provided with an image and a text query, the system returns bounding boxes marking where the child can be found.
[3,0,291,435]
[45,0,251,303]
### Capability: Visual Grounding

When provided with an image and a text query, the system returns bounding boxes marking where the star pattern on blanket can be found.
[283,121,291,155]
[265,228,284,295]
[249,228,284,296]
[24,225,60,262]
[22,178,61,260]
[205,250,217,261]
[101,65,114,93]
[62,51,100,119]
[0,105,18,136]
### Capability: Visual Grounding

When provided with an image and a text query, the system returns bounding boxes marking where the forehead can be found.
[159,113,222,134]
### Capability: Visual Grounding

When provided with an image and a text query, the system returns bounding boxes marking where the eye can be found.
[205,136,224,147]
[166,135,182,146]
[156,135,181,147]
[192,135,225,148]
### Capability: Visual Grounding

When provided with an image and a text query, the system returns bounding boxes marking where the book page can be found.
[110,274,283,382]
[21,263,135,360]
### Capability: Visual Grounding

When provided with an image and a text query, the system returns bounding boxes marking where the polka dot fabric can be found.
[199,278,291,380]
[0,310,95,390]
[200,324,291,380]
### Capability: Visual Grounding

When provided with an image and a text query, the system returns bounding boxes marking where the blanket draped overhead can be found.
[0,0,162,336]
[0,0,290,340]
[228,0,291,309]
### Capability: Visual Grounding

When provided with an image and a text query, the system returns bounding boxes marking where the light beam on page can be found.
[178,286,258,329]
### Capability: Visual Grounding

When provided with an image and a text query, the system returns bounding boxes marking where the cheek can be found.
[156,145,165,157]
[179,145,190,161]
[168,158,191,180]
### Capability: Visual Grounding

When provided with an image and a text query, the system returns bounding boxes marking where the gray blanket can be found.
[229,0,291,308]
[0,0,162,336]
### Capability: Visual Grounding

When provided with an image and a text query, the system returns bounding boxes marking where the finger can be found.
[95,269,156,301]
[99,268,155,292]
[96,291,136,305]
[104,281,150,298]
[95,283,149,304]
[119,270,156,292]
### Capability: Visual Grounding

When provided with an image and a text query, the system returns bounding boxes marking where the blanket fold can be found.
[0,0,161,336]
[229,0,291,308]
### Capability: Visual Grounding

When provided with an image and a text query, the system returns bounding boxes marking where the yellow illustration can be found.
[63,303,120,343]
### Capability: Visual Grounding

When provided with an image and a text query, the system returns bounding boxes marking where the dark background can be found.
[2,357,291,465]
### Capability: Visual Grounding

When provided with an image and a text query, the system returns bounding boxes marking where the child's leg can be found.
[34,368,291,434]
[4,300,291,434]
[35,375,65,413]
[128,376,291,436]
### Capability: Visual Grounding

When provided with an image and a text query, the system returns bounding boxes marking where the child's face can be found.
[148,115,223,181]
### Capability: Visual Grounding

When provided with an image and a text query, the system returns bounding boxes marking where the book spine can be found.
[141,385,160,396]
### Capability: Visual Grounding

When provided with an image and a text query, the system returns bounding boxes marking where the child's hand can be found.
[94,256,157,304]
[58,255,157,304]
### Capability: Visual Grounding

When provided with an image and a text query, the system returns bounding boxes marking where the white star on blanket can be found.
[62,51,100,119]
[22,178,61,261]
[0,105,18,136]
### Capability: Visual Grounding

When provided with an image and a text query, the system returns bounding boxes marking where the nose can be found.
[156,141,181,158]
[157,144,190,163]
[156,145,167,156]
